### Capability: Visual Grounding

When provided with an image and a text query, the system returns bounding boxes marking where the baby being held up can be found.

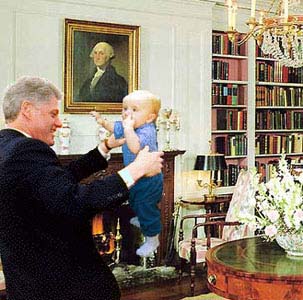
[91,90,163,257]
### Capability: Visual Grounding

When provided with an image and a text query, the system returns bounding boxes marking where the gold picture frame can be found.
[64,18,140,113]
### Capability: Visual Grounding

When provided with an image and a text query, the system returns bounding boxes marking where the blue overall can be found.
[114,121,163,236]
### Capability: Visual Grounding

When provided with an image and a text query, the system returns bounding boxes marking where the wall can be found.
[0,0,214,199]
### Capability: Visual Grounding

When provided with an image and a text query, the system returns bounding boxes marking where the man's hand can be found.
[99,134,125,153]
[125,146,164,182]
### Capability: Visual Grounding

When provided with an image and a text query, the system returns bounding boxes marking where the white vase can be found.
[276,233,303,257]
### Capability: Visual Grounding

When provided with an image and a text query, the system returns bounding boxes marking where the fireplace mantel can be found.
[59,150,185,265]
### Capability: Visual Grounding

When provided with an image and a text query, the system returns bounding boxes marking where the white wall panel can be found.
[15,13,62,87]
[139,24,174,107]
[0,8,14,107]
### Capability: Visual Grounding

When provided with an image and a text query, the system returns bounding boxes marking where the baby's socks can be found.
[130,216,140,228]
[136,235,159,257]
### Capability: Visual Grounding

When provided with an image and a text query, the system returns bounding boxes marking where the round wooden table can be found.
[206,236,303,300]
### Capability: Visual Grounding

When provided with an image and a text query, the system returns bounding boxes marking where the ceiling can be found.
[201,0,303,14]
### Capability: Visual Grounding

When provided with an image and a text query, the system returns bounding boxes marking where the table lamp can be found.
[194,153,227,202]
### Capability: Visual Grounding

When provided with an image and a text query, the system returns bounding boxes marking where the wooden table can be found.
[181,194,232,214]
[206,236,303,300]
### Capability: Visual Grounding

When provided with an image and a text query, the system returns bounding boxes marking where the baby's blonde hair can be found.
[123,90,161,116]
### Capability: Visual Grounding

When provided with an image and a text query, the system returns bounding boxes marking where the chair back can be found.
[222,169,255,241]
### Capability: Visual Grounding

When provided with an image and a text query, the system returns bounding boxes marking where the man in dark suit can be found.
[0,76,163,300]
[78,42,128,103]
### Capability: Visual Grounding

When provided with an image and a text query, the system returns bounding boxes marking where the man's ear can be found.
[20,101,34,120]
[146,113,157,123]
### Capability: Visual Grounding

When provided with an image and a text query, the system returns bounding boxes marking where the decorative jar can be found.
[276,233,303,257]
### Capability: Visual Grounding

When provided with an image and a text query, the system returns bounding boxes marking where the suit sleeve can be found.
[11,138,129,218]
[64,147,108,182]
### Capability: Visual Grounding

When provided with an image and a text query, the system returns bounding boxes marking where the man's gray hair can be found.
[89,42,115,59]
[2,76,62,122]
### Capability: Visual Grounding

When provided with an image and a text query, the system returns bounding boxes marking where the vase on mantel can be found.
[276,233,303,257]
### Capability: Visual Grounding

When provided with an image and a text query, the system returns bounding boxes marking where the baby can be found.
[91,90,163,257]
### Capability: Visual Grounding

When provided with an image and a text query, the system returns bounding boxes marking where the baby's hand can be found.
[123,114,135,130]
[90,111,104,126]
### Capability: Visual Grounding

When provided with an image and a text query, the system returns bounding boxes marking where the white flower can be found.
[266,210,279,223]
[264,225,278,237]
[294,209,303,229]
[284,214,293,229]
[244,154,303,241]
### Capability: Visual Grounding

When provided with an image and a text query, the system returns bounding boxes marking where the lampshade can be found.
[194,154,227,171]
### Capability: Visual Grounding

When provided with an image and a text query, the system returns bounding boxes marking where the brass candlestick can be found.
[194,149,227,203]
[197,175,223,203]
[115,218,122,264]
[156,108,180,151]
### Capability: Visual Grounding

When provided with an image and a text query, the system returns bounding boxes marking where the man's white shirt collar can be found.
[5,126,31,138]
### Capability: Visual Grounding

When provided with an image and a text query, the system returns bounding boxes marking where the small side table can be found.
[181,194,232,214]
[180,194,232,237]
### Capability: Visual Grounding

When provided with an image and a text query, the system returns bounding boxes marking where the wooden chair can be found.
[178,169,256,296]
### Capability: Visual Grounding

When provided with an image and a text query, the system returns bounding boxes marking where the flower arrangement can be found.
[240,155,303,241]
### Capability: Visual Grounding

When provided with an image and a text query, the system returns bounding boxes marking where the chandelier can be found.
[226,0,303,68]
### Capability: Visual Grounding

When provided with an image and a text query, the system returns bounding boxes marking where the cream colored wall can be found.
[0,0,215,199]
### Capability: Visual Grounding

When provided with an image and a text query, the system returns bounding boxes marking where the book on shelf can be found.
[212,61,229,80]
[227,164,241,186]
[255,160,279,182]
[212,84,240,105]
[215,135,247,156]
[215,136,226,154]
[255,133,303,155]
[217,109,227,130]
[256,61,303,83]
[216,109,247,130]
[212,33,240,55]
[256,110,303,130]
[232,84,238,105]
[255,86,303,107]
[293,133,303,153]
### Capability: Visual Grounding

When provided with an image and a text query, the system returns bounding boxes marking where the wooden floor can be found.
[120,272,209,300]
[0,272,208,300]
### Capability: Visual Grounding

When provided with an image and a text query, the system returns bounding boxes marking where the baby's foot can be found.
[130,217,140,228]
[136,235,159,257]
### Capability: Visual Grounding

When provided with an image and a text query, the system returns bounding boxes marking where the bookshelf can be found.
[255,46,303,181]
[211,31,248,186]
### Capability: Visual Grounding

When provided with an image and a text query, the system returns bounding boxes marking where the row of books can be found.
[255,133,303,155]
[212,33,245,56]
[255,160,279,183]
[256,111,303,130]
[256,61,303,83]
[212,61,229,80]
[255,46,273,58]
[212,166,244,186]
[216,109,247,130]
[212,84,242,105]
[215,135,247,156]
[223,165,243,186]
[256,86,303,107]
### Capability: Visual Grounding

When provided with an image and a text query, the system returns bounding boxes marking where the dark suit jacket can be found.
[0,129,129,300]
[78,65,128,103]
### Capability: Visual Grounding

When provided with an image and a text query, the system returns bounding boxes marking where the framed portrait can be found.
[64,18,140,113]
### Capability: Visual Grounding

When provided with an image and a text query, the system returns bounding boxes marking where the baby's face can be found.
[122,98,154,128]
